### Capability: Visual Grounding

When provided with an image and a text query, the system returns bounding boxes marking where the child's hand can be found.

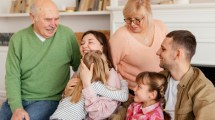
[66,78,80,90]
[80,59,94,88]
[64,78,80,97]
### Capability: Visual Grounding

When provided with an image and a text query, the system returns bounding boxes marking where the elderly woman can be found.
[109,0,168,92]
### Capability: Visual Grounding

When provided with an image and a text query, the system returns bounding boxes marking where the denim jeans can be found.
[0,100,59,120]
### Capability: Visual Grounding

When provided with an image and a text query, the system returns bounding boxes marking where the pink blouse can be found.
[109,19,168,89]
[126,102,164,120]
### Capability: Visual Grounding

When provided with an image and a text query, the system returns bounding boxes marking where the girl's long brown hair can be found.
[70,50,110,103]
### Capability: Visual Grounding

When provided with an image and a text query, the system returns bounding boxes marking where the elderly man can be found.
[0,0,80,119]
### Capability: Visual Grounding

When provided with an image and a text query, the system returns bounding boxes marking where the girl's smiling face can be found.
[134,81,152,103]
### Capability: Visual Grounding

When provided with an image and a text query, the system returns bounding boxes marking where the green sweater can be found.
[5,24,81,112]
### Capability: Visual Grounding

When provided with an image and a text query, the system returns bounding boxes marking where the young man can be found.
[0,0,81,119]
[157,30,215,120]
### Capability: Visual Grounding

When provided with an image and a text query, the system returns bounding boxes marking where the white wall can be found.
[191,0,215,3]
[0,48,7,100]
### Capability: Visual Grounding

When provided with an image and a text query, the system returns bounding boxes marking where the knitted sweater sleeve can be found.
[109,27,128,70]
[88,80,128,102]
[6,34,23,112]
[68,29,81,72]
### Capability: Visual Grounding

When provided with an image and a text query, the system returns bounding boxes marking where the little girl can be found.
[50,50,128,120]
[126,72,171,120]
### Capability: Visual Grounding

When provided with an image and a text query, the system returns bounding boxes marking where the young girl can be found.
[50,50,128,120]
[126,72,171,120]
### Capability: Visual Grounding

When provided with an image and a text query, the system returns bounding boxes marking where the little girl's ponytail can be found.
[158,83,171,120]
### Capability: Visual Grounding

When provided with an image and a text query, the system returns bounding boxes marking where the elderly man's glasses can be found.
[124,17,144,25]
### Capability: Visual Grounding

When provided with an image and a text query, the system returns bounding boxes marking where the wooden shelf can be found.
[59,11,110,15]
[0,11,110,18]
[108,3,215,11]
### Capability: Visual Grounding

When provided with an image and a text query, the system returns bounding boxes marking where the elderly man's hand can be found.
[11,108,30,120]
